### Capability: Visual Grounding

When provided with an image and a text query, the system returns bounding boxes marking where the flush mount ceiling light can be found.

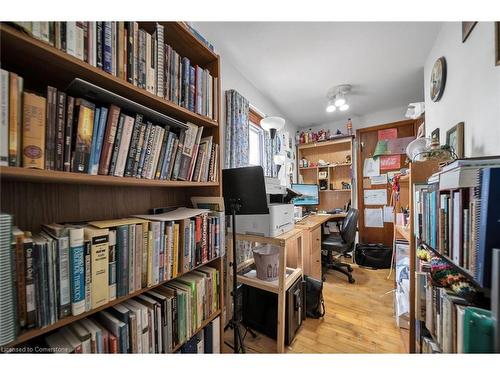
[260,116,285,139]
[326,84,352,113]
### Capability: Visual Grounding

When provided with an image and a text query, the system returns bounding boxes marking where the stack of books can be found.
[0,69,219,182]
[10,22,218,121]
[1,208,224,345]
[38,270,220,353]
[414,160,500,287]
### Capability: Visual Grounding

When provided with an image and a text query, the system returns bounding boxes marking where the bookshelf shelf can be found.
[3,256,221,348]
[0,24,219,129]
[297,136,353,150]
[0,166,219,188]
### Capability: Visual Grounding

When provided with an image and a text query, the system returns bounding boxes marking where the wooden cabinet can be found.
[309,226,322,279]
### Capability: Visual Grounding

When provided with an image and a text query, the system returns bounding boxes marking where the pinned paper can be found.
[364,189,388,205]
[363,157,380,177]
[364,208,384,228]
[370,174,388,185]
[380,155,401,170]
[383,206,394,222]
[363,178,372,189]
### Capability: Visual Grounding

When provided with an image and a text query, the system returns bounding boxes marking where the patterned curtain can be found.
[225,90,249,168]
[262,131,280,178]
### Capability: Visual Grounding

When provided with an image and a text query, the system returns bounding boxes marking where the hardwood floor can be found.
[224,263,408,353]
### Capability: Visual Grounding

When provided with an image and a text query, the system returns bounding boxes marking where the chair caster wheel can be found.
[348,278,355,284]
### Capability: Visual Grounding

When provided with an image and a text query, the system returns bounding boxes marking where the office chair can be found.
[321,208,359,284]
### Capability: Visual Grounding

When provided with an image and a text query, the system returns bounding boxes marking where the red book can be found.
[108,333,118,353]
[98,105,121,175]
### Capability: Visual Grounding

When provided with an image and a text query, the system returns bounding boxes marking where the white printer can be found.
[235,177,295,237]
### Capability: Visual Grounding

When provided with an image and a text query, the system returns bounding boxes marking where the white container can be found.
[252,244,280,281]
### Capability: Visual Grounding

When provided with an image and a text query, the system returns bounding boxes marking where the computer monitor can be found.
[291,184,319,206]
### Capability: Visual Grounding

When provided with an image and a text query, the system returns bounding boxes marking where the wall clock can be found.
[430,56,447,102]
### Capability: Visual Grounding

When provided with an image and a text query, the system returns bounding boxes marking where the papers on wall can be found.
[364,208,384,228]
[363,189,388,205]
[378,128,398,140]
[363,157,380,177]
[362,178,372,189]
[370,174,388,185]
[373,137,415,158]
[380,155,401,170]
[383,205,394,222]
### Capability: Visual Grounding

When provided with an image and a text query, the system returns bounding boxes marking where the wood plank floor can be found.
[224,263,408,353]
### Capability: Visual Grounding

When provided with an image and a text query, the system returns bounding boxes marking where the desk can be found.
[294,213,346,279]
[229,228,304,353]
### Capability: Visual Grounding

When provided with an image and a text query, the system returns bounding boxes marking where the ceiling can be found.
[194,22,442,127]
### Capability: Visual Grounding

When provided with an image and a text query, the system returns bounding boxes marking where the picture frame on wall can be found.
[495,22,500,66]
[431,128,440,145]
[462,22,477,42]
[446,122,465,158]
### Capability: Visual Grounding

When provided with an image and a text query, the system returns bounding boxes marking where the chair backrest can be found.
[340,208,358,245]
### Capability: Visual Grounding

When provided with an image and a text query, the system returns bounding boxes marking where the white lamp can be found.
[260,116,285,139]
[334,94,346,107]
[326,99,336,113]
[339,103,350,111]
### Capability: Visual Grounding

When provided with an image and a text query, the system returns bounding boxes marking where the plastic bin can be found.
[252,244,280,281]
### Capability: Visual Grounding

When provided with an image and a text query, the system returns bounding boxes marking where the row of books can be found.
[11,22,218,121]
[0,209,224,346]
[414,161,500,287]
[34,272,220,354]
[415,269,493,353]
[0,69,219,183]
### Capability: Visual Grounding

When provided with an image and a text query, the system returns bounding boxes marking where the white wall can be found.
[298,105,408,133]
[424,22,500,157]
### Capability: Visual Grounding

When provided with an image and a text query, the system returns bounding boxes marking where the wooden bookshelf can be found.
[0,21,224,352]
[0,23,219,129]
[0,166,219,188]
[297,135,354,211]
[4,256,221,348]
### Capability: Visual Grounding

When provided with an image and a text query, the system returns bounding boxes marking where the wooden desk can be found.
[294,213,346,279]
[229,228,304,353]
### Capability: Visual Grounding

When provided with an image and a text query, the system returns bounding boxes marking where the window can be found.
[248,108,264,167]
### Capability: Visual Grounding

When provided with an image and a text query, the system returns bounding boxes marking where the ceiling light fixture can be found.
[326,99,336,113]
[260,116,285,139]
[326,84,352,113]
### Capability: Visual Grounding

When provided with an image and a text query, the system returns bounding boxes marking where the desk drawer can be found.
[310,226,322,279]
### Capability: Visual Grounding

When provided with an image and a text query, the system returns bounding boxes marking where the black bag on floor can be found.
[354,243,393,269]
[304,275,325,319]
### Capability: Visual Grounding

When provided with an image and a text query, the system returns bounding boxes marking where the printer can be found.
[235,177,295,237]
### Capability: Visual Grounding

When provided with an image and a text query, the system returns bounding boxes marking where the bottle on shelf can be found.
[346,118,353,136]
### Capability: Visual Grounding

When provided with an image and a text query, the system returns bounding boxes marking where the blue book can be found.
[92,107,108,175]
[189,65,195,112]
[476,167,500,287]
[68,227,86,316]
[103,22,112,73]
[88,107,101,175]
[116,225,129,298]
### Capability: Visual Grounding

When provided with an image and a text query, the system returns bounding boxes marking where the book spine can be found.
[0,70,8,166]
[69,228,86,316]
[130,118,145,177]
[71,99,96,173]
[141,123,155,178]
[128,224,135,294]
[45,86,56,170]
[133,22,139,87]
[126,22,134,84]
[82,22,89,62]
[108,114,125,175]
[155,129,169,179]
[92,106,108,175]
[63,96,74,172]
[98,105,121,175]
[103,22,112,73]
[156,23,164,98]
[159,133,173,180]
[116,226,129,298]
[96,22,103,69]
[66,22,76,57]
[136,122,151,177]
[75,22,84,60]
[55,91,66,171]
[108,229,117,301]
[90,233,109,309]
[58,235,71,319]
[141,223,149,288]
[22,92,46,169]
[135,224,143,291]
[124,114,143,177]
[24,240,36,328]
[138,30,145,89]
[166,138,179,180]
[84,240,92,311]
[7,73,19,166]
[147,229,153,287]
[14,235,27,328]
[60,21,67,52]
[114,115,134,177]
[88,107,101,175]
[189,65,195,112]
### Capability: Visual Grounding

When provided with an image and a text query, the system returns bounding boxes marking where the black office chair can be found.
[321,208,359,284]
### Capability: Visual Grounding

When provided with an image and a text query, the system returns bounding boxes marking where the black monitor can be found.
[222,166,269,215]
[291,183,319,206]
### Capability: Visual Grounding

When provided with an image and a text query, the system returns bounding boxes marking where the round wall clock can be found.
[430,56,447,102]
